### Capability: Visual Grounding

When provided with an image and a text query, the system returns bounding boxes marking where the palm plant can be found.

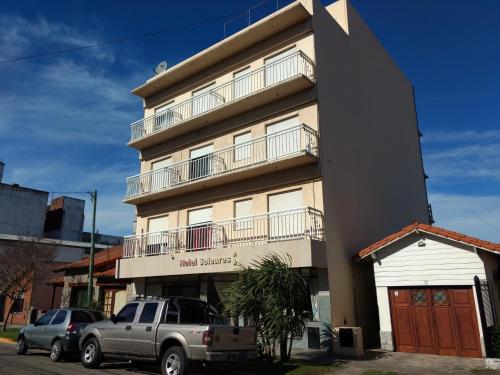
[223,253,310,362]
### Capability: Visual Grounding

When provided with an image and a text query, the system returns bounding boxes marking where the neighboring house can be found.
[0,162,123,324]
[356,222,500,358]
[50,245,131,317]
[117,0,431,350]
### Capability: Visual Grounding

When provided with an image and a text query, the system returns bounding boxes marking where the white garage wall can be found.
[374,235,487,287]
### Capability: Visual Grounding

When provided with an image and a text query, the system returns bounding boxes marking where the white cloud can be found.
[429,192,500,243]
[422,129,500,144]
[0,14,114,62]
[422,129,500,181]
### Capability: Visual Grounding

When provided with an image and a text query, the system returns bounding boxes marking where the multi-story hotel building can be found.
[117,0,431,344]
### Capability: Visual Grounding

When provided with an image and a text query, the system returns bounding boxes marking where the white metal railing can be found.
[122,207,324,258]
[125,124,319,200]
[130,51,315,142]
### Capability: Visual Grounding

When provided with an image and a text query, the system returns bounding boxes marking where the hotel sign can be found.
[179,254,237,268]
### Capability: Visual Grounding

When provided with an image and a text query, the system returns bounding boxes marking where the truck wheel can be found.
[50,339,64,362]
[16,336,28,355]
[81,338,102,368]
[162,346,188,375]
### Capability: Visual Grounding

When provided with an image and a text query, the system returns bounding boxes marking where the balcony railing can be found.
[130,51,315,142]
[123,207,324,258]
[125,124,319,200]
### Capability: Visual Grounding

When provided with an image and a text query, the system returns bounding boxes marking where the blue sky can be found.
[0,0,499,241]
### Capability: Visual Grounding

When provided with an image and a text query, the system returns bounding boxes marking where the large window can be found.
[234,132,252,162]
[266,116,301,159]
[233,67,252,99]
[264,47,298,86]
[187,207,214,251]
[234,199,253,230]
[192,83,223,116]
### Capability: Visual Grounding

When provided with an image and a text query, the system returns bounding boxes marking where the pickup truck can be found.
[79,297,256,375]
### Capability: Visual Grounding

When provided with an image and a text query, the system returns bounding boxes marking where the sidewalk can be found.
[292,349,489,375]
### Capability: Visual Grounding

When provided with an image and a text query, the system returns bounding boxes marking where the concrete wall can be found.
[310,0,430,326]
[0,184,48,236]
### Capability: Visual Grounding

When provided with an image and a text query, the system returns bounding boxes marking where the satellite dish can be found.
[154,61,168,75]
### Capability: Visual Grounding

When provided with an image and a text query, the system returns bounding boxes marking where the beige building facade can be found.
[117,0,431,348]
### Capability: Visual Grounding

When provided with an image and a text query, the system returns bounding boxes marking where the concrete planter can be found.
[485,358,500,370]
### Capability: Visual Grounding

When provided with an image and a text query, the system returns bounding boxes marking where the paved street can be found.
[0,342,161,375]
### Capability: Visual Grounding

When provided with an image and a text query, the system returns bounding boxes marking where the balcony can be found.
[117,207,325,279]
[125,206,324,256]
[128,51,315,149]
[124,124,319,204]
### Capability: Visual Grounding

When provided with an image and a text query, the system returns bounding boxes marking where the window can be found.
[151,158,174,192]
[165,301,179,324]
[268,189,304,238]
[116,303,138,323]
[233,67,252,99]
[178,299,208,324]
[154,101,179,130]
[266,116,301,159]
[265,47,298,86]
[189,144,214,180]
[192,83,224,116]
[36,310,57,326]
[103,289,115,318]
[139,303,159,323]
[187,207,214,251]
[234,132,252,162]
[234,199,253,230]
[51,310,67,325]
[12,295,24,313]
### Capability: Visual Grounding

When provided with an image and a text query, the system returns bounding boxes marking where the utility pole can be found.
[86,190,97,307]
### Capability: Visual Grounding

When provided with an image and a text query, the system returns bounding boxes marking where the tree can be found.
[0,239,56,331]
[223,253,310,362]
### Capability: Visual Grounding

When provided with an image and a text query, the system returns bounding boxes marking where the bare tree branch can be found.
[0,239,56,330]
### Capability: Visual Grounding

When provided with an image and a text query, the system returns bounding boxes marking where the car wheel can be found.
[16,336,28,355]
[50,339,64,362]
[81,338,101,369]
[162,346,188,375]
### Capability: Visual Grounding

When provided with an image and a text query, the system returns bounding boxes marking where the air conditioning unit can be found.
[332,326,363,357]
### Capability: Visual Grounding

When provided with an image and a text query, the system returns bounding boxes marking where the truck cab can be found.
[79,297,256,375]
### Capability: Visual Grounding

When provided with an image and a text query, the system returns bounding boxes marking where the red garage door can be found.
[389,288,482,358]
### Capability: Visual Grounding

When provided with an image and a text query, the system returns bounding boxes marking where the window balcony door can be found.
[189,144,214,180]
[264,48,298,87]
[268,189,304,239]
[266,116,301,160]
[187,207,214,251]
[150,158,172,193]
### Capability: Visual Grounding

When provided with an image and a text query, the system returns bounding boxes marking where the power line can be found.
[0,11,247,65]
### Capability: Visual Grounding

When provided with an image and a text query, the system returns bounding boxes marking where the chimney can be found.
[0,161,4,183]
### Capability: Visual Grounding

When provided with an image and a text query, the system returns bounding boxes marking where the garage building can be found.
[357,223,500,358]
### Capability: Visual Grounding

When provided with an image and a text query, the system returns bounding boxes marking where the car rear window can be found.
[178,300,209,324]
[71,310,104,323]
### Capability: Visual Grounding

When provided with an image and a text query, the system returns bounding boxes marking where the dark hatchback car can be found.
[16,308,104,361]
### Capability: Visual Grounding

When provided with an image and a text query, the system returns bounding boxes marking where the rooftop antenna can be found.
[153,61,168,75]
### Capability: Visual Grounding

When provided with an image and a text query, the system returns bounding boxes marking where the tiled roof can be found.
[94,268,116,278]
[47,276,65,286]
[53,245,122,272]
[357,222,500,259]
